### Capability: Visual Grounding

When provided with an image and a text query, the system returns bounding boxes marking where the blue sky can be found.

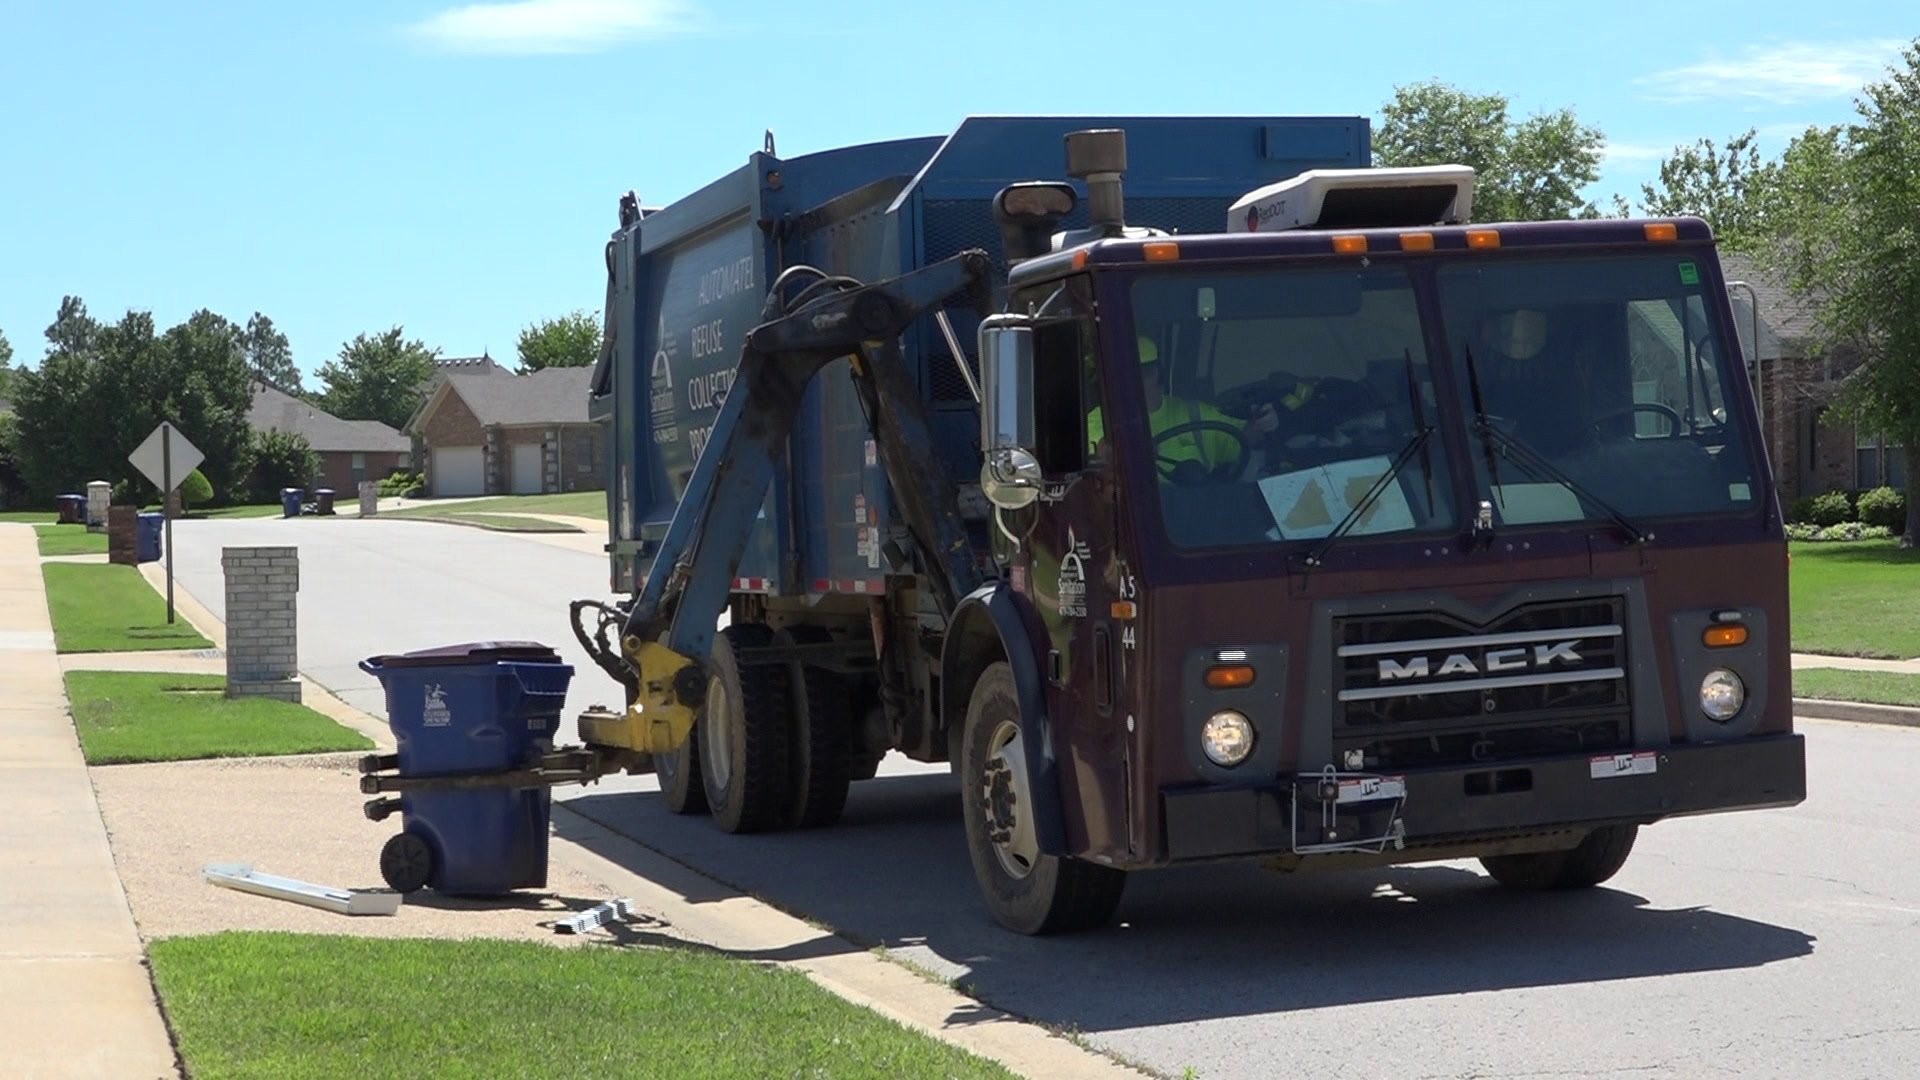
[1,1,1910,385]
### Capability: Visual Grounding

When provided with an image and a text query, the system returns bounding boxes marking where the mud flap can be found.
[1290,766,1409,855]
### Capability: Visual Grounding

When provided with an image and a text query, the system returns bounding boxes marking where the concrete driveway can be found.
[161,515,1920,1079]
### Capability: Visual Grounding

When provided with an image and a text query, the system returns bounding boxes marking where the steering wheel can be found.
[1589,402,1684,439]
[1152,420,1250,485]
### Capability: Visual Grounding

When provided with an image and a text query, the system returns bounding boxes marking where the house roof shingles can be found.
[437,367,593,427]
[1718,253,1824,361]
[249,381,410,454]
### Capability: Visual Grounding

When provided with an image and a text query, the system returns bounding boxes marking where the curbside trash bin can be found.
[135,512,164,563]
[358,641,575,896]
[57,494,84,524]
[281,487,304,518]
[314,488,336,515]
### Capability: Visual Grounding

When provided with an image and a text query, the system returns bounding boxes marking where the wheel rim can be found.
[700,674,732,792]
[983,719,1040,880]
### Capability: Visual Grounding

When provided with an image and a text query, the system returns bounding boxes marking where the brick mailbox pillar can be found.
[358,480,378,517]
[222,546,302,702]
[107,506,139,565]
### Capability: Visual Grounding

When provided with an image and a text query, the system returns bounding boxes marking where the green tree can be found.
[516,309,601,373]
[1632,130,1784,251]
[1374,80,1606,222]
[1763,40,1920,543]
[316,327,440,431]
[243,312,301,392]
[0,327,19,403]
[246,428,320,501]
[12,302,255,504]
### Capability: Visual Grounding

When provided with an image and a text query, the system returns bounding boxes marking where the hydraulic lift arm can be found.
[579,249,996,756]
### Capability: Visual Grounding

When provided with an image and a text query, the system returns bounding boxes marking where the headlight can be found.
[1700,669,1745,722]
[1202,710,1255,766]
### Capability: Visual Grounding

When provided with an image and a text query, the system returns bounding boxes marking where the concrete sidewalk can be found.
[1793,651,1920,673]
[0,525,178,1079]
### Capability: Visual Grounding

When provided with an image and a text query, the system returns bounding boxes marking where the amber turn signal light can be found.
[1703,625,1749,648]
[1205,665,1256,689]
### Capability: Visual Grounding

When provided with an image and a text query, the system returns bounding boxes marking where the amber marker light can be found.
[1205,665,1256,689]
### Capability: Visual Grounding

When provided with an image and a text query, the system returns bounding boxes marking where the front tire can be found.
[656,724,706,815]
[959,662,1125,935]
[698,623,791,834]
[1480,824,1639,890]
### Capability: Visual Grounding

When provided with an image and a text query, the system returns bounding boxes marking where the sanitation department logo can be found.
[1246,205,1261,232]
[423,684,451,728]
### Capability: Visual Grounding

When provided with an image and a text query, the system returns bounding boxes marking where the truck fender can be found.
[941,581,1068,856]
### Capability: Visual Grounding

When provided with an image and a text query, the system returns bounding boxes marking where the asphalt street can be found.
[166,516,1920,1079]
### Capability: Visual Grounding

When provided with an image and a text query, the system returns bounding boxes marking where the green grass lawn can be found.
[1789,540,1920,658]
[65,672,372,764]
[34,523,107,556]
[398,491,607,520]
[41,562,214,653]
[1793,668,1920,707]
[0,508,58,524]
[388,510,582,533]
[148,932,1016,1080]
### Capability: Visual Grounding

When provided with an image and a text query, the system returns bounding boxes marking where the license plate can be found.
[1336,775,1407,804]
[1590,751,1657,779]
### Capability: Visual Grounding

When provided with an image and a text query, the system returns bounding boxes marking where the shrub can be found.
[1785,522,1821,542]
[1800,490,1854,527]
[1809,522,1894,542]
[1856,486,1906,531]
[377,469,422,497]
[180,468,214,510]
[247,429,319,502]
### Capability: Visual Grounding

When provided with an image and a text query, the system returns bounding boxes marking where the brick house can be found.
[247,379,411,493]
[1721,255,1900,507]
[405,367,604,497]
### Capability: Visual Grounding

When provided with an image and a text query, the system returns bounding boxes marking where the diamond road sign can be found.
[128,421,205,493]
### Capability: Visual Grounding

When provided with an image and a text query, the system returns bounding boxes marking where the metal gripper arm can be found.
[599,249,994,752]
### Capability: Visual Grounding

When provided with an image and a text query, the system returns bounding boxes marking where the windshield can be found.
[1122,266,1456,550]
[1437,253,1761,527]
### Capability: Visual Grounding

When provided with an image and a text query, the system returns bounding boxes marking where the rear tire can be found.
[698,624,791,834]
[1480,824,1639,891]
[959,662,1125,935]
[780,625,853,830]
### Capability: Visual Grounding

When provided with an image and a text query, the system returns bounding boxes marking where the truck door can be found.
[1014,283,1134,863]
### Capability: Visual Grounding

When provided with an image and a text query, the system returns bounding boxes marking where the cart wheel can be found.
[380,832,435,893]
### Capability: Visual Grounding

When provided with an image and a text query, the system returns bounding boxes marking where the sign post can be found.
[128,421,206,625]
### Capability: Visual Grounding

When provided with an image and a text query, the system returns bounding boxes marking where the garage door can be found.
[511,443,543,494]
[433,446,485,496]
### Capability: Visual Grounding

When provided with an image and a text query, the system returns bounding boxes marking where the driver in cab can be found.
[1086,335,1279,482]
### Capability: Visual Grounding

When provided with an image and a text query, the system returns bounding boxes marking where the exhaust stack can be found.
[1065,129,1128,237]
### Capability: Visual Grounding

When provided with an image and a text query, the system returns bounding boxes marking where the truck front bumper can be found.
[1159,733,1806,863]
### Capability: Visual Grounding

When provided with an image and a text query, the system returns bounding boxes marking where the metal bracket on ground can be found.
[204,862,403,916]
[555,897,638,935]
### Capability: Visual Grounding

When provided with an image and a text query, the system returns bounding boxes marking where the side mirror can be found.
[978,317,1039,511]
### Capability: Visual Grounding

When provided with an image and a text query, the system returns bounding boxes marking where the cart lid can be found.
[364,640,563,668]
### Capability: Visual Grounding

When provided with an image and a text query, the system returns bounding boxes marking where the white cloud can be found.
[1636,39,1905,104]
[406,0,691,55]
[1601,141,1672,166]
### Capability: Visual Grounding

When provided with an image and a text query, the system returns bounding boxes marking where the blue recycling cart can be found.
[281,487,303,518]
[135,512,164,563]
[357,642,577,896]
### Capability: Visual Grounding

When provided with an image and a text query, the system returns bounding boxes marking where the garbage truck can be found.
[565,115,1807,935]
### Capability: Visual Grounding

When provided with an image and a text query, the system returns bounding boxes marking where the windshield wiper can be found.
[1300,425,1435,570]
[1458,343,1651,547]
[1468,416,1654,546]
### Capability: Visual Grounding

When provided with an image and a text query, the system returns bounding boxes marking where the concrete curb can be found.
[1794,698,1920,728]
[128,548,1132,1079]
[548,807,1147,1080]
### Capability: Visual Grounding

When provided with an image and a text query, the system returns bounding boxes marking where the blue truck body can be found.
[590,115,1372,597]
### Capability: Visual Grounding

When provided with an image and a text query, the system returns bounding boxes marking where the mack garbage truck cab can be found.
[575,119,1807,936]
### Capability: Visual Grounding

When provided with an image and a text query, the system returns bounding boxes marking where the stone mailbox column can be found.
[86,480,111,530]
[359,480,378,517]
[222,546,302,702]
